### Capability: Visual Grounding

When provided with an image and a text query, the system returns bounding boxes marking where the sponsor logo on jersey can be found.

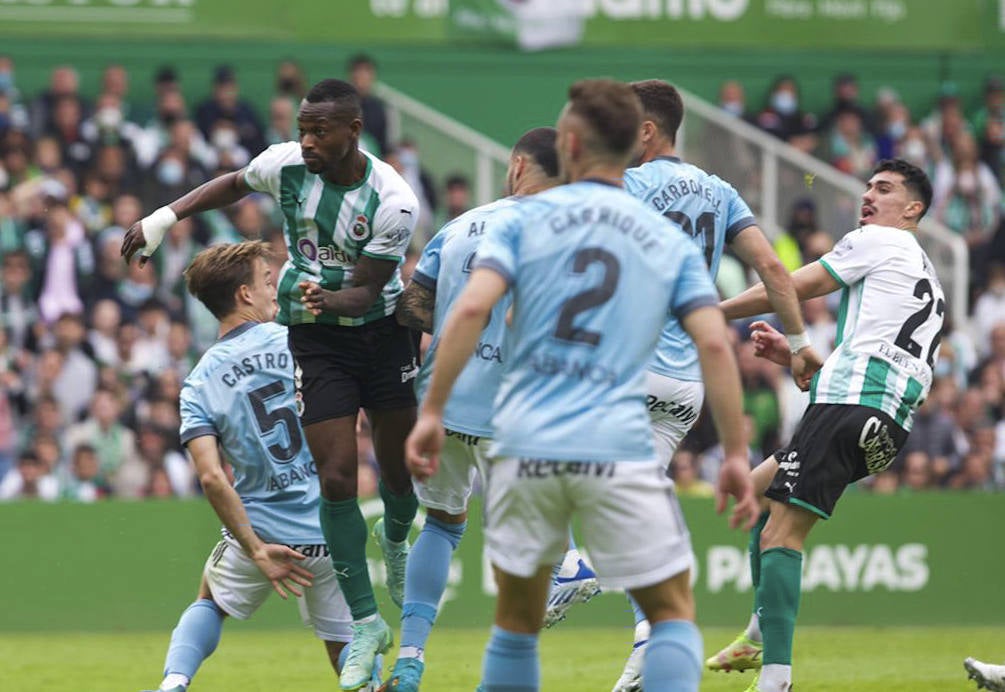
[298,238,318,261]
[400,357,419,383]
[516,459,616,479]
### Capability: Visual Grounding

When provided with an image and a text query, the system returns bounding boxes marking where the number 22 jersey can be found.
[179,321,321,544]
[812,225,945,431]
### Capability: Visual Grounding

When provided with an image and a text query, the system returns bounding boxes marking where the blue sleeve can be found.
[724,183,757,242]
[622,167,647,198]
[412,231,444,290]
[179,379,217,446]
[670,244,720,320]
[471,212,519,286]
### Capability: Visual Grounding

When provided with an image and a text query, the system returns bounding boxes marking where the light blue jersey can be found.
[412,197,518,437]
[624,156,756,381]
[180,321,320,544]
[474,180,719,462]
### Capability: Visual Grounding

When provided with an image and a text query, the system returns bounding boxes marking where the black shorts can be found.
[766,404,908,520]
[288,316,418,426]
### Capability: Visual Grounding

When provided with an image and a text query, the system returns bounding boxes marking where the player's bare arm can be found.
[681,305,759,529]
[721,260,841,320]
[121,169,253,266]
[299,254,397,318]
[730,226,824,389]
[406,267,507,480]
[395,281,436,333]
[187,434,313,599]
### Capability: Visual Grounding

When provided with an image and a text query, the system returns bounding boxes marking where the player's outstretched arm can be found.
[121,169,253,266]
[187,435,313,599]
[395,280,436,334]
[682,305,759,529]
[406,268,507,480]
[730,227,823,389]
[721,260,840,321]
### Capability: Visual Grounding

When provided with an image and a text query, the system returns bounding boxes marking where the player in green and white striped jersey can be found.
[715,159,942,692]
[122,79,420,691]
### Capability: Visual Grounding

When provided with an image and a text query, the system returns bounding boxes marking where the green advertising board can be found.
[0,0,1000,52]
[1,492,1001,632]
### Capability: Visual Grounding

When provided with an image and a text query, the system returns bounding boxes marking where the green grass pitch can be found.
[1,625,1000,691]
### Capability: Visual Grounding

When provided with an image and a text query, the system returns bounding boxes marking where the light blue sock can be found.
[627,593,647,626]
[338,647,383,681]
[163,599,225,681]
[481,626,539,691]
[399,517,466,655]
[642,619,702,692]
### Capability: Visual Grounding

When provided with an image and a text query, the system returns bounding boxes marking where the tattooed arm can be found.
[395,280,436,334]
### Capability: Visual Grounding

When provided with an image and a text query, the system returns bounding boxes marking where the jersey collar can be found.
[220,321,259,342]
[653,155,682,164]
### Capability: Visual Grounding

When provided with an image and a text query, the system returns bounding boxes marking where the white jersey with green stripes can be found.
[243,142,419,327]
[811,224,944,431]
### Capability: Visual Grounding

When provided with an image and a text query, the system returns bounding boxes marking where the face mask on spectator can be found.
[278,77,298,95]
[957,169,977,195]
[887,120,907,141]
[397,148,419,169]
[902,139,926,164]
[771,91,797,115]
[212,128,239,151]
[96,107,122,130]
[722,100,744,117]
[157,159,184,187]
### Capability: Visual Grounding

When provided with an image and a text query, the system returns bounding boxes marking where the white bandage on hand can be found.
[786,331,812,355]
[139,206,178,257]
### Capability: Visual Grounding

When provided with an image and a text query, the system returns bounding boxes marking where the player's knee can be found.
[319,470,358,500]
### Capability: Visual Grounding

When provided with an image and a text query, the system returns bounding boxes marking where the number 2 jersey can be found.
[812,225,945,431]
[624,156,757,381]
[473,180,719,462]
[179,321,321,544]
[243,142,419,328]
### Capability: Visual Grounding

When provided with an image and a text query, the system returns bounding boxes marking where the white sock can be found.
[355,613,378,626]
[160,673,190,690]
[397,646,424,662]
[759,663,792,692]
[557,549,583,579]
[745,611,762,643]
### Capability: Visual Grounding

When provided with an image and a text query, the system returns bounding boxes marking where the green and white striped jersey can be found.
[243,142,419,327]
[811,225,945,431]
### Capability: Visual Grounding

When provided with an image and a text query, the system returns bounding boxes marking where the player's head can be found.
[861,158,932,228]
[630,79,684,161]
[557,79,642,182]
[184,241,277,322]
[298,79,363,175]
[506,127,560,196]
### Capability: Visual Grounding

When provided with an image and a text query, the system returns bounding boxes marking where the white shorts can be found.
[483,457,693,591]
[413,429,491,515]
[646,372,704,467]
[203,533,352,641]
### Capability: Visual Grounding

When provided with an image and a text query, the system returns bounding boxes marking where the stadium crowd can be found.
[0,56,1003,501]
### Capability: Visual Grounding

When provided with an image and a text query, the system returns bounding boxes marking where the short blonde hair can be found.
[183,241,272,319]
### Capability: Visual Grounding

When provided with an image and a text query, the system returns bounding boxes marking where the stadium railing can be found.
[375,81,968,323]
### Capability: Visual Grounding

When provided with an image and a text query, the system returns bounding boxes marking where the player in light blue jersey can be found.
[143,242,379,692]
[405,79,759,692]
[379,128,564,692]
[590,79,823,691]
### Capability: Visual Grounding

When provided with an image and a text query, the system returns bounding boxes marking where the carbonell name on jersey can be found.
[547,205,659,252]
[649,179,723,213]
[220,351,290,387]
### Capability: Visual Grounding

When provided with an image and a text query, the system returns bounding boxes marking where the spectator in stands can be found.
[99,64,129,111]
[60,443,105,501]
[970,77,1004,178]
[0,55,28,131]
[266,96,296,146]
[903,378,964,485]
[820,73,874,136]
[669,449,714,498]
[901,451,933,491]
[0,449,58,501]
[1,250,38,353]
[718,79,751,121]
[950,450,994,490]
[24,185,89,324]
[974,267,1005,357]
[29,66,86,139]
[348,53,389,156]
[754,75,818,151]
[50,312,98,423]
[275,59,308,101]
[825,105,878,180]
[875,101,911,161]
[64,386,137,493]
[922,82,972,159]
[153,217,201,314]
[444,173,472,222]
[194,65,264,158]
[932,131,1002,263]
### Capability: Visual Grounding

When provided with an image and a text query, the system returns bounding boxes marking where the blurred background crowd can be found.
[0,54,1003,502]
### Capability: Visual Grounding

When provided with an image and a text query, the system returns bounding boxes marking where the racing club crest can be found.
[350,214,372,242]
